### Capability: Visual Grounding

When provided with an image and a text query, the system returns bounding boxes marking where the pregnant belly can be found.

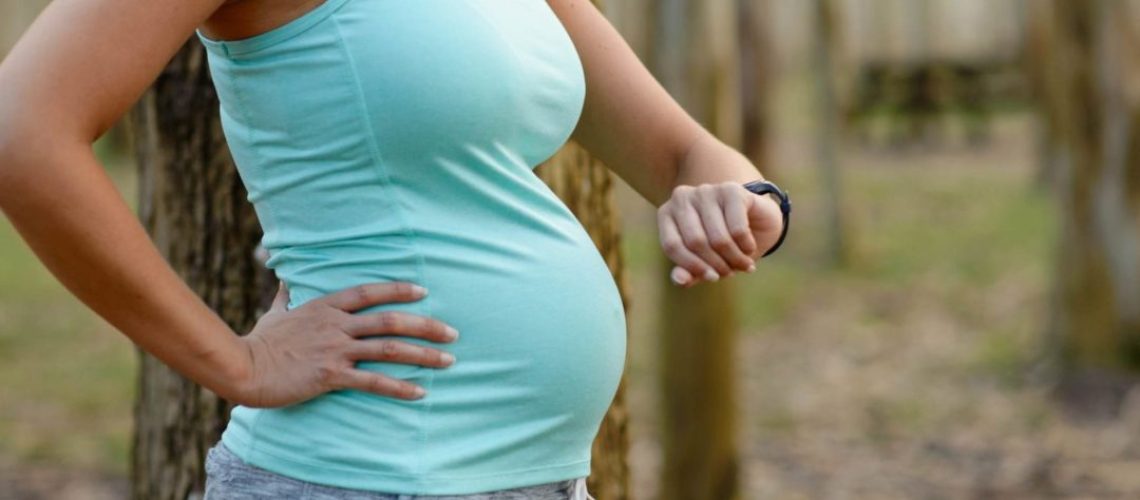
[225,222,628,483]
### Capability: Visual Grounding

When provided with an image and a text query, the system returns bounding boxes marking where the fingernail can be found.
[412,285,428,296]
[445,326,459,340]
[747,263,756,273]
[670,268,685,286]
[413,386,426,398]
[441,352,456,365]
[704,269,719,282]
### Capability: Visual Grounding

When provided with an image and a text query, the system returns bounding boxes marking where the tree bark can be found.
[648,1,744,499]
[814,0,851,267]
[737,0,771,173]
[126,40,273,500]
[1044,0,1140,399]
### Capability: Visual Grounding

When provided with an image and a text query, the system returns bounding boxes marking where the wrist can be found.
[742,179,792,257]
[205,331,257,404]
[670,134,760,200]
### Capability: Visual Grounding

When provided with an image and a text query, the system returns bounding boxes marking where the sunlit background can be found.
[5,0,1136,498]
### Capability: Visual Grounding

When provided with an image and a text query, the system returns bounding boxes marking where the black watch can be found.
[742,179,791,257]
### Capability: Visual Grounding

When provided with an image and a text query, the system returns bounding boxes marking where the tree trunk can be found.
[126,40,273,500]
[1024,0,1064,189]
[1045,0,1140,410]
[648,1,743,499]
[737,0,771,173]
[814,0,851,267]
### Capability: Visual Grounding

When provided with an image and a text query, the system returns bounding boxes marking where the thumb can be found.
[269,281,290,313]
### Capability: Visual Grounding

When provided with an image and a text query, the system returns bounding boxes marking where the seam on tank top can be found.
[226,64,268,461]
[198,0,352,58]
[330,14,435,485]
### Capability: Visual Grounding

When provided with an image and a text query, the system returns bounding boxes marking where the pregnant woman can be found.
[0,0,789,498]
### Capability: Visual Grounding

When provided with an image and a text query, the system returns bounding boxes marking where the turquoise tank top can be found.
[194,0,627,495]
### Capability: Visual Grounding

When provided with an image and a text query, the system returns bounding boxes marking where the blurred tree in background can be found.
[125,40,271,499]
[647,0,754,499]
[812,0,851,267]
[1034,0,1140,413]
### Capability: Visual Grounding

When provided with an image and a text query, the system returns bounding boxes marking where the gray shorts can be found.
[203,441,596,500]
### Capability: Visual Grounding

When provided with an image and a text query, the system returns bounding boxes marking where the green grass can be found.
[0,134,139,474]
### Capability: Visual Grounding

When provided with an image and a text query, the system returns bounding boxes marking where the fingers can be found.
[332,368,428,400]
[673,201,732,277]
[700,188,754,272]
[344,338,455,368]
[670,266,694,287]
[341,311,459,343]
[310,282,428,313]
[660,184,760,285]
[659,210,717,283]
[722,186,759,262]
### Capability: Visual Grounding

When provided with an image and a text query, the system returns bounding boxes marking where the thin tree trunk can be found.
[648,1,743,499]
[1046,0,1140,412]
[814,0,850,267]
[126,40,272,500]
[738,0,771,173]
[1025,0,1063,189]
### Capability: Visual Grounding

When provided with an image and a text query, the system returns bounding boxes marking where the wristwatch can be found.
[742,179,791,257]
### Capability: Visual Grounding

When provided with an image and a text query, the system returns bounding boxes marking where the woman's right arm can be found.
[0,0,457,407]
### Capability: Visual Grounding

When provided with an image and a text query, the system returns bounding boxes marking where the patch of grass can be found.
[844,168,1055,289]
[0,143,138,474]
[970,331,1031,388]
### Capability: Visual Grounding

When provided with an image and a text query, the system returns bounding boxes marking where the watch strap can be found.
[742,180,791,258]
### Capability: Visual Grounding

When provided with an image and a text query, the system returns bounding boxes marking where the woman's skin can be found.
[0,0,783,409]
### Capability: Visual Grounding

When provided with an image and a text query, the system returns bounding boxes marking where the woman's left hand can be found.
[657,181,784,287]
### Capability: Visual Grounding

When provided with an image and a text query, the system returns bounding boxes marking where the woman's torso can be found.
[195,0,627,495]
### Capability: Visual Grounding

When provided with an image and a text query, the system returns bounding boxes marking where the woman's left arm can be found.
[547,0,785,287]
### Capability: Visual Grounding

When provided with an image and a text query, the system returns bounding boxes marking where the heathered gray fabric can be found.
[203,442,595,500]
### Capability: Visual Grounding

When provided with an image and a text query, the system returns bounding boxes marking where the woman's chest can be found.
[208,0,585,170]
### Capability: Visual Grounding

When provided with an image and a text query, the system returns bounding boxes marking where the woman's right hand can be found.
[231,281,457,408]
